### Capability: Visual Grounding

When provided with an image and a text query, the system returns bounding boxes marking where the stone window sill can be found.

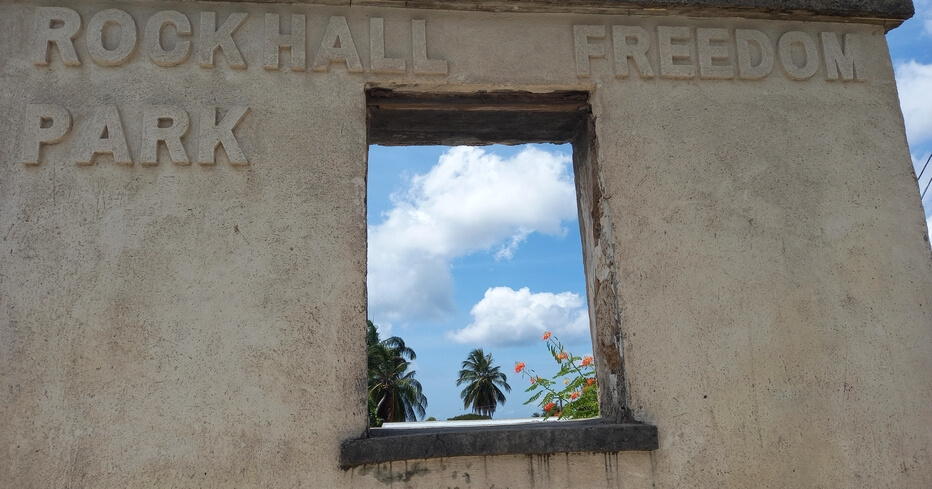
[339,418,658,468]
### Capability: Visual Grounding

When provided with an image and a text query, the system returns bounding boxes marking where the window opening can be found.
[341,89,657,468]
[367,142,596,423]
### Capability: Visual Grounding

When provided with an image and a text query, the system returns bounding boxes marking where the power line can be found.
[921,153,932,199]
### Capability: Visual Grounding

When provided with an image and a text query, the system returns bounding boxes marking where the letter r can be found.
[30,7,82,66]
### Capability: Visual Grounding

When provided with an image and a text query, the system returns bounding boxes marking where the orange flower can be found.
[530,377,537,384]
[570,391,580,400]
[557,351,569,361]
[581,356,593,367]
[542,332,552,340]
[514,362,526,373]
[586,378,596,386]
[544,402,556,412]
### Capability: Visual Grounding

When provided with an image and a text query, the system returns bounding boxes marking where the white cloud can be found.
[494,231,530,261]
[446,286,590,347]
[368,146,578,323]
[895,60,932,147]
[916,0,932,36]
[368,249,456,322]
[927,215,932,248]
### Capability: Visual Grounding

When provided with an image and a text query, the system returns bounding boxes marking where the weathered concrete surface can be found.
[592,23,932,487]
[1,1,930,488]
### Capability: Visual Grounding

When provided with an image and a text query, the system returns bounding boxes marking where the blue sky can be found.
[367,144,589,419]
[368,8,932,421]
[890,0,932,227]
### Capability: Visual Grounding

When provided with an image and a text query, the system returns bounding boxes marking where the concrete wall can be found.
[1,1,929,487]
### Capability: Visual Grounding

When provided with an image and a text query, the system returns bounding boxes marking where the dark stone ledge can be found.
[339,418,658,468]
[185,0,913,29]
[367,89,590,146]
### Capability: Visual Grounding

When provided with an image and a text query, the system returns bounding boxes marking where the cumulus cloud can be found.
[368,146,578,323]
[446,286,590,347]
[928,215,932,247]
[895,60,932,147]
[917,0,932,36]
[368,250,456,323]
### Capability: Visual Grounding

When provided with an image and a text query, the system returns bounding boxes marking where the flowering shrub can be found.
[515,333,599,419]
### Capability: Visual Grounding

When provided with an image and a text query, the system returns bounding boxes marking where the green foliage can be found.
[425,417,438,422]
[447,413,492,421]
[456,349,511,418]
[367,396,384,427]
[367,320,428,426]
[516,333,599,420]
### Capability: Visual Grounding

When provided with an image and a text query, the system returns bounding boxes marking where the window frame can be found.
[341,88,657,469]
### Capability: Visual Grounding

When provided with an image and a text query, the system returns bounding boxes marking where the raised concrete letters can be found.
[21,105,247,167]
[27,7,863,83]
[370,18,405,74]
[612,26,654,79]
[696,27,734,79]
[313,16,363,73]
[735,29,774,80]
[30,7,82,67]
[264,13,306,71]
[86,9,138,67]
[141,106,191,165]
[28,8,450,76]
[20,104,72,165]
[574,25,605,78]
[412,20,448,75]
[574,24,862,82]
[197,106,250,166]
[821,32,864,81]
[73,105,133,166]
[18,8,872,172]
[778,31,819,80]
[198,12,248,69]
[658,26,695,79]
[144,10,193,67]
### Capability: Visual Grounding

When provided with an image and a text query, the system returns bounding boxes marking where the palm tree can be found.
[367,320,428,424]
[456,348,511,418]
